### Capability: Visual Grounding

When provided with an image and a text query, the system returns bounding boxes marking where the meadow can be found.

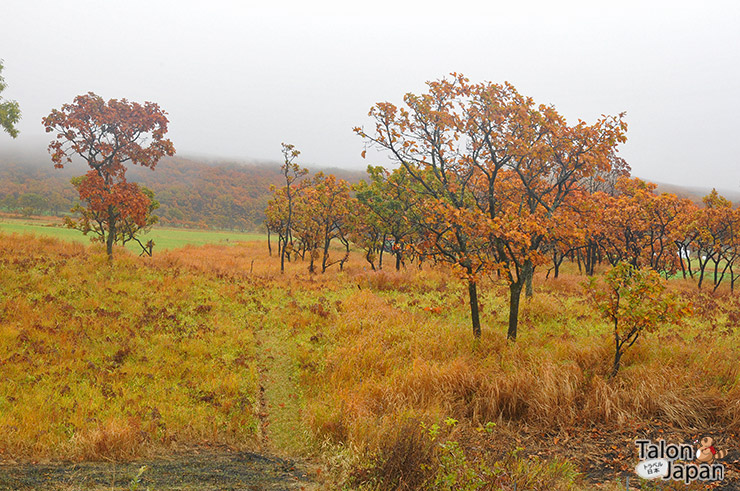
[1,230,740,489]
[0,216,264,252]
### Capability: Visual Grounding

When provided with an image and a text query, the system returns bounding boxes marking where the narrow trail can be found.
[253,317,313,457]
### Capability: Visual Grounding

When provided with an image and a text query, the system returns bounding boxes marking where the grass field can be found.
[0,216,265,252]
[2,232,740,489]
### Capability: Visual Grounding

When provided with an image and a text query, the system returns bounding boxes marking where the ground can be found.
[0,447,315,490]
[3,226,740,490]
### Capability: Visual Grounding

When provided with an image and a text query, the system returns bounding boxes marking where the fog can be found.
[1,0,739,189]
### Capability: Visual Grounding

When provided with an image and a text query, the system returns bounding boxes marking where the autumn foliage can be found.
[354,74,627,340]
[42,92,175,258]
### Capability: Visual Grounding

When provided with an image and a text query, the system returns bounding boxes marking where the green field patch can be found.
[0,216,265,251]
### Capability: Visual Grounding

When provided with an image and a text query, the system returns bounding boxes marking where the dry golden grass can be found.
[4,232,739,488]
[0,233,260,462]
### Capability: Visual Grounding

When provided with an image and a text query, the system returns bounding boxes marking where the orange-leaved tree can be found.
[357,74,626,340]
[43,92,175,260]
[683,190,740,290]
[597,178,691,277]
[292,172,352,273]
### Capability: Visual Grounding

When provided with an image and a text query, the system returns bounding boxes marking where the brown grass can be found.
[4,231,740,488]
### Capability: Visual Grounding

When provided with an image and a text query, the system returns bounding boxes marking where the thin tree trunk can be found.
[280,233,287,273]
[378,233,386,269]
[106,232,114,261]
[507,280,523,341]
[339,240,350,271]
[468,278,481,338]
[611,344,623,378]
[322,236,330,273]
[267,227,272,256]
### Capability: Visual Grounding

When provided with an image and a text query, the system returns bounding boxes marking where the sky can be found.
[1,0,739,189]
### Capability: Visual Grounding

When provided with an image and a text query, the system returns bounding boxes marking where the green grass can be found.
[0,216,265,251]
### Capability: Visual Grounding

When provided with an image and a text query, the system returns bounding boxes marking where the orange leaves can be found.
[353,74,629,336]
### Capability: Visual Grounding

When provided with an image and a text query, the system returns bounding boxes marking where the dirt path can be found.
[0,448,313,490]
[253,312,312,456]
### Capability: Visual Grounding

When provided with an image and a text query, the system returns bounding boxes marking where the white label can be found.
[635,458,670,479]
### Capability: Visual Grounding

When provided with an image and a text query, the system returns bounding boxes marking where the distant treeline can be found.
[0,155,363,231]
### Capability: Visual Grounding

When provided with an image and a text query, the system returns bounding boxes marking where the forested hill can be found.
[0,153,365,230]
[3,148,738,232]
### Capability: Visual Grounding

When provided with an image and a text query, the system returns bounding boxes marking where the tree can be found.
[353,166,420,271]
[292,172,352,273]
[0,60,21,138]
[43,92,175,259]
[357,74,626,340]
[684,190,740,291]
[18,193,47,217]
[586,262,687,378]
[275,143,308,272]
[597,178,690,276]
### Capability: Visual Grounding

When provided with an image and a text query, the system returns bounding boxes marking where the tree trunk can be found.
[524,260,534,298]
[611,345,623,379]
[468,279,481,338]
[322,236,330,273]
[106,231,114,261]
[339,240,350,272]
[106,210,115,261]
[589,243,598,276]
[280,235,286,273]
[507,280,523,341]
[395,252,401,271]
[378,233,386,269]
[731,264,736,293]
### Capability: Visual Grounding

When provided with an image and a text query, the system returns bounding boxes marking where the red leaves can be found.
[44,93,174,257]
[42,92,175,171]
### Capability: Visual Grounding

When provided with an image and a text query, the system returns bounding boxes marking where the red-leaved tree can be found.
[43,92,175,259]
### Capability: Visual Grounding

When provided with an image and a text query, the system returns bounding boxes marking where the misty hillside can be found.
[1,147,738,232]
[0,152,365,230]
[654,181,740,205]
